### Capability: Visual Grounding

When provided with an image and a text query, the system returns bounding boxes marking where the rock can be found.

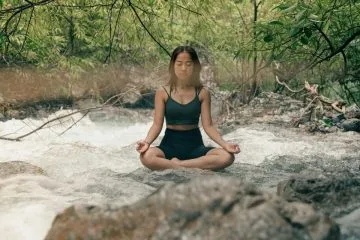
[336,207,360,239]
[277,176,360,218]
[318,125,338,133]
[0,161,46,179]
[45,176,339,240]
[125,168,216,188]
[200,64,217,89]
[88,106,152,123]
[341,118,360,132]
[5,109,24,119]
[345,104,360,119]
[122,89,142,105]
[36,109,49,119]
[75,98,101,109]
[220,91,303,129]
[331,113,345,123]
[123,89,155,109]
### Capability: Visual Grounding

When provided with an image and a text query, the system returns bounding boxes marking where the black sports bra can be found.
[163,87,202,125]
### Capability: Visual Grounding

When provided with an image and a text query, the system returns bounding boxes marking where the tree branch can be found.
[17,7,35,55]
[128,0,170,56]
[175,3,202,16]
[311,28,360,67]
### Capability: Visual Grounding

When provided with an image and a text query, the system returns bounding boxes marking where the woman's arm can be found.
[200,88,240,154]
[143,88,166,144]
[199,88,228,148]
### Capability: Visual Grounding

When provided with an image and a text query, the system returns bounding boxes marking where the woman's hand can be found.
[136,140,150,153]
[223,142,241,154]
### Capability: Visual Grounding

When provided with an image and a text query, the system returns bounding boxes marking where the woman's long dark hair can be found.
[168,46,202,92]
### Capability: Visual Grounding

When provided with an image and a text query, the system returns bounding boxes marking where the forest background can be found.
[0,0,359,107]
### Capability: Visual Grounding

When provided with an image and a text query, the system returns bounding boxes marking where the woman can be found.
[136,46,240,170]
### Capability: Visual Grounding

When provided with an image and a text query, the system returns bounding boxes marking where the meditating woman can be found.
[136,46,240,170]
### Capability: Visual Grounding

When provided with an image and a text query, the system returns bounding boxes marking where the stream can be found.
[0,108,359,239]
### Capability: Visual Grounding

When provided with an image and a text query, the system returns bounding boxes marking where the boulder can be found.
[0,161,46,179]
[341,118,360,132]
[45,176,339,240]
[345,104,360,119]
[277,176,360,218]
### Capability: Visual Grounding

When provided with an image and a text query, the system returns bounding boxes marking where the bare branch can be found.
[53,2,117,8]
[18,7,35,55]
[311,29,360,67]
[128,0,170,56]
[0,0,54,14]
[175,3,202,16]
[275,77,305,93]
[0,106,101,141]
[59,110,90,136]
[105,0,124,63]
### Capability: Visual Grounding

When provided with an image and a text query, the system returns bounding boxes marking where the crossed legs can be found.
[140,147,234,171]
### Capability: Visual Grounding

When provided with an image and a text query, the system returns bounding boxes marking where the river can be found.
[0,108,359,239]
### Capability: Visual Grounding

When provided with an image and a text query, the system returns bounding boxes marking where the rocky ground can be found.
[217,91,360,134]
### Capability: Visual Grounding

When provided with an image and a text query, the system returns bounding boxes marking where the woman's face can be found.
[174,52,194,83]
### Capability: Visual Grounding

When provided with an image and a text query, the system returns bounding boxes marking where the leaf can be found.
[281,3,298,13]
[233,49,241,59]
[148,0,155,6]
[300,36,309,45]
[323,20,330,34]
[268,20,283,26]
[309,14,319,20]
[295,10,307,21]
[290,27,301,37]
[263,34,274,42]
[0,32,4,44]
[303,27,312,38]
[273,3,291,11]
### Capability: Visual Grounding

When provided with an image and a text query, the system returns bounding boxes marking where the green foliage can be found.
[0,0,359,104]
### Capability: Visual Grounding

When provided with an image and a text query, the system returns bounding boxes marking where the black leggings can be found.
[156,128,214,160]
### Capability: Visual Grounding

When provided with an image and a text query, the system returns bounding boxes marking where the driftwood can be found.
[272,61,346,115]
[303,81,346,113]
[275,76,304,93]
[0,87,138,141]
[275,78,346,123]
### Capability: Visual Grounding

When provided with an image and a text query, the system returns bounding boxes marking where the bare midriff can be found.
[167,124,198,131]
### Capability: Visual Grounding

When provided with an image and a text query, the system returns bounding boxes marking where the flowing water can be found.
[0,108,359,240]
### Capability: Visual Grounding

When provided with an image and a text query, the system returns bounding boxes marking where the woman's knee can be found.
[219,150,235,167]
[140,148,163,167]
[140,150,153,166]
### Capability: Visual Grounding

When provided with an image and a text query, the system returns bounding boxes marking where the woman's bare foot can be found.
[170,157,183,168]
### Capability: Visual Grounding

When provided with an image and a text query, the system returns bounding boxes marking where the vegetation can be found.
[0,0,359,105]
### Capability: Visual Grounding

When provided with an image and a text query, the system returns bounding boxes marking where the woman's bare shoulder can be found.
[156,86,170,99]
[198,86,211,100]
